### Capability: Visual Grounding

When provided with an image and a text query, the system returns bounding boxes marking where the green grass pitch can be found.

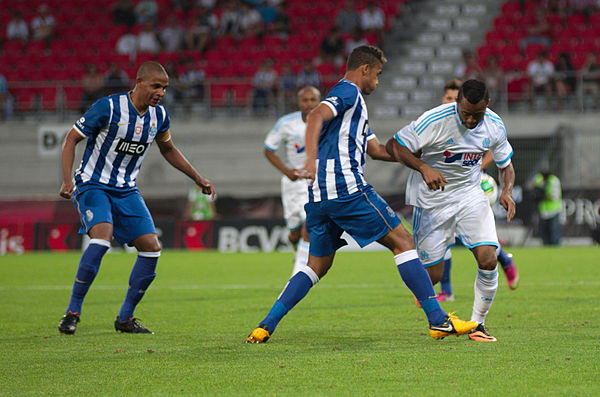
[1,246,599,395]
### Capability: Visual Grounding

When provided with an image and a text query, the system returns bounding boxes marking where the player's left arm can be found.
[156,131,216,199]
[366,135,395,161]
[498,163,516,222]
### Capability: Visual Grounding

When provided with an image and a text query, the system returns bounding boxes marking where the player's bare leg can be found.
[114,233,161,334]
[469,244,499,342]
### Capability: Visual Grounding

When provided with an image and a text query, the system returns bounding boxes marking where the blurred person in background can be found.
[527,50,554,109]
[57,61,215,335]
[112,0,136,27]
[344,27,368,57]
[360,1,385,48]
[533,171,562,245]
[580,52,600,109]
[186,185,217,220]
[185,7,219,53]
[103,63,131,95]
[481,56,504,108]
[6,10,29,44]
[239,2,263,38]
[278,64,297,113]
[554,53,576,110]
[115,27,138,58]
[335,0,360,34]
[520,8,552,51]
[160,15,185,53]
[30,4,55,47]
[263,86,321,276]
[79,64,105,113]
[296,60,321,92]
[252,59,278,116]
[135,0,158,24]
[0,72,13,121]
[318,26,345,67]
[137,22,161,54]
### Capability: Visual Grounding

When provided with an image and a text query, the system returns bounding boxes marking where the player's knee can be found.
[477,255,497,271]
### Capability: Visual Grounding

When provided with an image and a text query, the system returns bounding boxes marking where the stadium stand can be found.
[0,0,403,115]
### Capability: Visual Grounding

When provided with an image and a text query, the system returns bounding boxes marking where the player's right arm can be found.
[300,103,334,182]
[59,128,85,199]
[264,148,298,181]
[385,120,448,191]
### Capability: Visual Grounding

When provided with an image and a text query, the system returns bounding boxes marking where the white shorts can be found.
[412,196,498,267]
[281,177,309,230]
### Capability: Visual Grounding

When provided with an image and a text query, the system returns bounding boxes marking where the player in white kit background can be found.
[264,86,321,276]
[386,79,516,342]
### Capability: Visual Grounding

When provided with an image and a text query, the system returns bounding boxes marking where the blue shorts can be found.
[72,182,156,245]
[305,185,400,257]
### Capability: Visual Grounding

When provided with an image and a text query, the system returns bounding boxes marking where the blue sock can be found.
[260,267,319,333]
[66,239,110,314]
[497,246,512,269]
[118,252,159,321]
[395,251,447,325]
[440,258,453,295]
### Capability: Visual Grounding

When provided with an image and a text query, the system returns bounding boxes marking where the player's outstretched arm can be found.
[156,135,216,199]
[385,138,448,191]
[498,163,516,222]
[366,136,394,161]
[59,128,85,199]
[264,148,298,181]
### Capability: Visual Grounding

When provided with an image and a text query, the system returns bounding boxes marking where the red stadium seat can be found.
[63,86,84,110]
[209,83,232,107]
[232,83,252,107]
[501,1,522,15]
[39,87,57,110]
[13,87,38,112]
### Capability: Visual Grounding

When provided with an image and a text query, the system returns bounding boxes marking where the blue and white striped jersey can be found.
[72,92,171,188]
[309,79,376,203]
[394,102,513,209]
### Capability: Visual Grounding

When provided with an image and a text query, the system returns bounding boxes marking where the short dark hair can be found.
[444,78,462,92]
[457,79,489,104]
[346,45,387,71]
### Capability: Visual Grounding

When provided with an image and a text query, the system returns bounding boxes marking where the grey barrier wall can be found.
[0,113,598,199]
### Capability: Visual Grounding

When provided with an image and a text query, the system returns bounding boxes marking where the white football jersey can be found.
[394,102,513,209]
[264,111,307,170]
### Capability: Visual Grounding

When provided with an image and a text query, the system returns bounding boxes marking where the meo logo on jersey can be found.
[443,151,483,166]
[115,139,149,155]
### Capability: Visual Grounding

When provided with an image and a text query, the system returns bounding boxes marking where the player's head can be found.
[442,79,462,104]
[457,79,488,129]
[297,86,321,117]
[346,45,386,95]
[134,61,169,108]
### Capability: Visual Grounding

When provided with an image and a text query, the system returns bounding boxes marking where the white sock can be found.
[471,267,498,324]
[291,240,310,276]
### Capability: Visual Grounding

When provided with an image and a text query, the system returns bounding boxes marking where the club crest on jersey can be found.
[85,210,93,222]
[149,123,157,136]
[419,250,429,260]
[135,126,142,135]
[385,206,396,218]
[482,138,490,148]
[443,151,484,166]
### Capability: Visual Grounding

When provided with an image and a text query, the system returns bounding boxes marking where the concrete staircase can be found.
[369,0,502,119]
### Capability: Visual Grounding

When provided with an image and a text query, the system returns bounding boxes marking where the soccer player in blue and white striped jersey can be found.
[247,46,477,343]
[58,61,215,335]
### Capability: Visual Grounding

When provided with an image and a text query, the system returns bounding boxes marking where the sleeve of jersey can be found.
[73,98,110,138]
[321,84,356,117]
[264,118,284,151]
[491,123,513,168]
[393,121,421,152]
[155,106,172,142]
[366,128,376,141]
